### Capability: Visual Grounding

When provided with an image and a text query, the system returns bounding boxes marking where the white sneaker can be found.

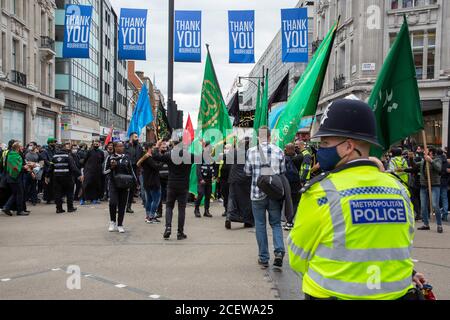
[108,222,116,232]
[117,226,125,233]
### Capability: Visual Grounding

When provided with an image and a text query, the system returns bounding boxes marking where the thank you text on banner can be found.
[281,8,309,63]
[228,10,255,64]
[175,11,201,63]
[118,8,147,60]
[63,4,93,58]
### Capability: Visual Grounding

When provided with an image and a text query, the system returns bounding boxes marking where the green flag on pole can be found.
[253,80,262,131]
[273,20,339,149]
[369,16,424,157]
[189,45,232,200]
[260,69,269,128]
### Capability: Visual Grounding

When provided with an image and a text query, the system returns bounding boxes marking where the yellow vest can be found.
[289,161,415,300]
[300,149,312,181]
[390,156,409,185]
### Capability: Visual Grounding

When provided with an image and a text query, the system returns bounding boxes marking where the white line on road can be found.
[149,294,160,299]
[51,268,61,271]
[1,278,11,282]
[115,284,127,288]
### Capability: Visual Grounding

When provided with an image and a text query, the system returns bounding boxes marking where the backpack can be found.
[256,146,285,201]
[285,156,300,184]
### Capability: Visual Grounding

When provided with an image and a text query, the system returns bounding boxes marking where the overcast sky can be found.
[109,0,300,127]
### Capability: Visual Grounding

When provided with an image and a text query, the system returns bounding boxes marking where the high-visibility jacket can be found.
[389,156,409,185]
[299,149,312,182]
[288,160,415,300]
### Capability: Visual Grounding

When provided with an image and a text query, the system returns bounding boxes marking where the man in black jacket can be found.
[194,142,216,218]
[152,137,198,240]
[41,138,57,204]
[49,143,82,214]
[156,141,169,218]
[124,132,144,213]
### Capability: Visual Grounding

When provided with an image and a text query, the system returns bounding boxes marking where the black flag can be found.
[227,91,240,127]
[268,72,289,110]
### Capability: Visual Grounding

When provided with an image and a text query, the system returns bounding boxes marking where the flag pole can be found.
[422,130,435,222]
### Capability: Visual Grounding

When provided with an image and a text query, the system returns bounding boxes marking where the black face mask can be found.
[133,140,138,146]
[93,146,99,150]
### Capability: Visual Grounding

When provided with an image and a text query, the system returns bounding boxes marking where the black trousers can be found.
[4,182,24,213]
[221,180,230,213]
[411,187,421,218]
[126,165,138,209]
[287,192,301,224]
[44,177,54,202]
[53,176,75,211]
[166,184,188,233]
[109,182,129,227]
[74,179,82,200]
[157,181,167,216]
[195,183,212,210]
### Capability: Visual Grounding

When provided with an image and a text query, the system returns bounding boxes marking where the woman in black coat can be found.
[103,142,137,233]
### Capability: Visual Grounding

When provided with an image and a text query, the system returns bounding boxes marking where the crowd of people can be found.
[0,114,447,271]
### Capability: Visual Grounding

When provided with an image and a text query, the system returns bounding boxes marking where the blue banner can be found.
[63,4,93,59]
[118,8,147,60]
[174,11,201,63]
[228,10,255,64]
[281,8,309,63]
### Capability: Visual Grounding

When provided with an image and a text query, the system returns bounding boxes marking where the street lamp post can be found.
[167,0,178,129]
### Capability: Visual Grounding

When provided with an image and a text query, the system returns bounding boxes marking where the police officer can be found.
[389,147,409,185]
[49,142,82,214]
[288,99,418,300]
[296,140,312,186]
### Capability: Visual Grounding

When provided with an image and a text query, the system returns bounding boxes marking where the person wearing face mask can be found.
[80,140,104,205]
[40,138,58,204]
[24,142,42,205]
[288,99,419,300]
[124,132,144,213]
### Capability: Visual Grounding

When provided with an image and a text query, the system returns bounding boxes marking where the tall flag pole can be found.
[273,19,340,149]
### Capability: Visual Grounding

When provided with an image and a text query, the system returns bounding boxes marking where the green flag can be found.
[369,16,424,157]
[260,70,269,128]
[273,21,339,149]
[253,80,262,131]
[189,46,232,198]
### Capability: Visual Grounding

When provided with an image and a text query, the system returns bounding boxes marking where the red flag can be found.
[104,126,114,145]
[183,114,194,145]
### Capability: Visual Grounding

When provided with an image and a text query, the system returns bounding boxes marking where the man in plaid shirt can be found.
[245,126,286,269]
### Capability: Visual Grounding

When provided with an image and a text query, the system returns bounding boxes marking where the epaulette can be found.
[300,171,331,194]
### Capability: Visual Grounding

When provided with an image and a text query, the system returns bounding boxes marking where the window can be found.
[427,49,435,79]
[0,32,4,72]
[34,114,56,146]
[22,44,26,74]
[12,0,16,15]
[11,39,18,70]
[393,0,437,9]
[2,106,25,144]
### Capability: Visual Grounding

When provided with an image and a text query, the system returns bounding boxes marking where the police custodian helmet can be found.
[313,99,382,147]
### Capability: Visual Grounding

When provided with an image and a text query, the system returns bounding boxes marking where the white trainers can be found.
[117,226,125,233]
[108,221,117,232]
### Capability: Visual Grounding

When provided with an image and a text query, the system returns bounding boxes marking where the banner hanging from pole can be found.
[118,8,148,60]
[174,11,202,63]
[281,8,309,63]
[63,4,93,58]
[228,10,255,63]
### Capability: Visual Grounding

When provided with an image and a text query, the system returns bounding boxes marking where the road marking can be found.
[1,278,11,282]
[149,294,160,299]
[84,274,92,278]
[412,259,419,263]
[115,284,127,288]
[51,268,61,271]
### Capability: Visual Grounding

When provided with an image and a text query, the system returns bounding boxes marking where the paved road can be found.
[0,200,449,300]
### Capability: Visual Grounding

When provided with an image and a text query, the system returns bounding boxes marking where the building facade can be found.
[235,1,315,111]
[0,0,65,146]
[313,0,450,147]
[54,0,128,144]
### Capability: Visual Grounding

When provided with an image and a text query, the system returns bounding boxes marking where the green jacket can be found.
[6,151,23,180]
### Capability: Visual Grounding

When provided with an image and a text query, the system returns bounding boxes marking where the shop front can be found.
[2,100,26,144]
[34,109,57,146]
